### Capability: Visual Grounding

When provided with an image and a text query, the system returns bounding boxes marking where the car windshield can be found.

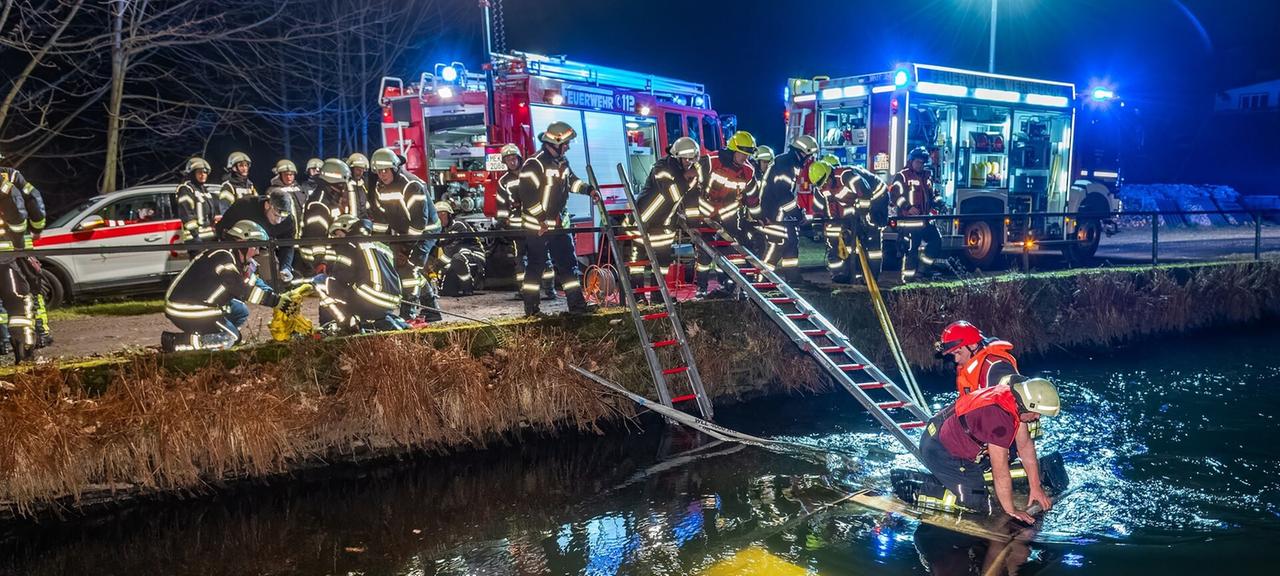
[47,197,102,229]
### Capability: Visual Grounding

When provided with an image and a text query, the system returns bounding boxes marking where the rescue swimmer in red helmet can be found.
[893,320,1065,523]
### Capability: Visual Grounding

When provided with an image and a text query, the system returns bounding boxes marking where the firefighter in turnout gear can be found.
[0,157,47,361]
[692,130,757,297]
[267,159,306,229]
[759,135,818,281]
[370,147,442,322]
[810,160,888,282]
[215,189,298,284]
[161,220,302,352]
[890,146,943,282]
[742,145,774,254]
[315,214,406,333]
[176,157,218,249]
[496,143,554,300]
[302,158,324,202]
[346,153,372,219]
[513,121,597,316]
[300,158,357,270]
[433,202,486,296]
[631,137,699,302]
[218,151,257,213]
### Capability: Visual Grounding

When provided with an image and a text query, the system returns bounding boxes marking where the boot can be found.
[420,288,443,322]
[198,332,235,350]
[565,290,595,315]
[12,339,30,364]
[35,319,52,348]
[523,292,541,317]
[161,331,181,353]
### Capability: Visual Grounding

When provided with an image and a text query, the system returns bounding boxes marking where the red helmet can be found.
[937,321,983,355]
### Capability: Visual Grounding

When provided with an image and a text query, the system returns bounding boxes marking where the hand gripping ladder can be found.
[583,164,714,420]
[686,221,929,458]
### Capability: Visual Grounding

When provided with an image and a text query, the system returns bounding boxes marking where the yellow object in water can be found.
[700,546,812,576]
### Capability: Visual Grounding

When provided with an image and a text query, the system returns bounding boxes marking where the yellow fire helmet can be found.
[808,160,834,188]
[726,131,758,156]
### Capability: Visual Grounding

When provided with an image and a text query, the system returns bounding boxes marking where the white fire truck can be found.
[785,63,1120,268]
[378,51,726,257]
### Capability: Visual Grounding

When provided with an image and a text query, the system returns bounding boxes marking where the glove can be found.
[285,283,314,301]
[279,267,294,283]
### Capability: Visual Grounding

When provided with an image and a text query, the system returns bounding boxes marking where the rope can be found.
[854,235,930,412]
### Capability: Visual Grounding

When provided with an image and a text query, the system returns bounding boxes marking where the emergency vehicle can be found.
[785,63,1120,267]
[378,51,727,256]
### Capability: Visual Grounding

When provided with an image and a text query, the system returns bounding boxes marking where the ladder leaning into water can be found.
[583,164,714,420]
[685,220,930,459]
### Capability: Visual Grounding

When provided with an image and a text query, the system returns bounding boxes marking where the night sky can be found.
[425,0,1280,155]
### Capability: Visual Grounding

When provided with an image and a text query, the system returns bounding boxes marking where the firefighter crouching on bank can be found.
[433,201,486,296]
[315,214,406,333]
[161,221,308,352]
[631,137,700,303]
[513,121,598,316]
[369,147,442,323]
[692,130,758,297]
[759,135,818,281]
[889,146,945,282]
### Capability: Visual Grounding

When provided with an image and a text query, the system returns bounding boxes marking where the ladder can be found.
[583,164,714,420]
[686,221,929,458]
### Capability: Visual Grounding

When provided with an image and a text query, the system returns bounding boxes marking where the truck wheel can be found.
[961,220,1001,269]
[1063,217,1102,265]
[40,267,66,308]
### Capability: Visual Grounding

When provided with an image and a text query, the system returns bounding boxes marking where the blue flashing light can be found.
[693,95,705,107]
[440,65,459,83]
[894,70,909,87]
[783,85,790,102]
[1091,87,1115,101]
[673,95,688,106]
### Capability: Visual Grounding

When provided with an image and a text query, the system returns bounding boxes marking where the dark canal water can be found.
[2,325,1279,575]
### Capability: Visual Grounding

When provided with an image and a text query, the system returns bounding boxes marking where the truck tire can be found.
[1063,196,1108,266]
[961,219,1002,269]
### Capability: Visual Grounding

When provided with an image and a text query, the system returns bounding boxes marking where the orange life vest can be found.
[955,383,1021,440]
[955,340,1019,396]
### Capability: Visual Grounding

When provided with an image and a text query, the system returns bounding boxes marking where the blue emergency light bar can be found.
[510,51,709,105]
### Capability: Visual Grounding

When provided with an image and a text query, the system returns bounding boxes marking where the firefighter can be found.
[369,147,442,322]
[218,151,257,213]
[496,143,554,301]
[742,145,774,255]
[299,158,356,270]
[692,130,757,297]
[0,157,44,361]
[176,157,218,251]
[890,146,944,282]
[759,135,818,281]
[346,152,372,219]
[267,159,307,224]
[630,137,699,302]
[161,220,306,352]
[513,121,597,316]
[935,320,1021,396]
[433,201,486,296]
[215,189,299,284]
[315,214,406,333]
[810,160,887,283]
[914,377,1060,522]
[302,157,324,202]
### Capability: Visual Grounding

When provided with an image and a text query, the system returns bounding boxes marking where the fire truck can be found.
[785,63,1121,268]
[378,51,726,257]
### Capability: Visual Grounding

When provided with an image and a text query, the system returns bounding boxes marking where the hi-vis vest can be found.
[956,340,1019,396]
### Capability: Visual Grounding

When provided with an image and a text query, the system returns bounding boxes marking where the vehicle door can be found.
[71,192,177,286]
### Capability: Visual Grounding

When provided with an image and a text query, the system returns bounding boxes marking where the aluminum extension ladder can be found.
[686,221,929,458]
[583,164,714,420]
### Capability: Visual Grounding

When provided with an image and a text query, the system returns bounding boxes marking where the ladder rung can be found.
[671,394,698,403]
[899,421,926,430]
[818,346,845,354]
[837,363,866,371]
[785,313,810,320]
[662,366,690,376]
[634,286,662,294]
[616,234,641,241]
[626,260,650,267]
[751,282,777,289]
[738,268,760,274]
[767,297,794,304]
[858,382,886,390]
[877,401,907,410]
[607,209,631,215]
[651,339,678,349]
[641,311,669,321]
[709,240,733,247]
[802,329,827,337]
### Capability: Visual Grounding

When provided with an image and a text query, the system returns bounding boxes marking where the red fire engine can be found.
[379,51,726,255]
[785,63,1120,268]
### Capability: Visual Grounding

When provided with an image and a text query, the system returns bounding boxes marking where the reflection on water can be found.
[2,326,1279,575]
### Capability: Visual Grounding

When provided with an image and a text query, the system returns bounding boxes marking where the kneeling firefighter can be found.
[896,378,1067,523]
[315,214,406,333]
[432,201,487,296]
[161,220,308,352]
